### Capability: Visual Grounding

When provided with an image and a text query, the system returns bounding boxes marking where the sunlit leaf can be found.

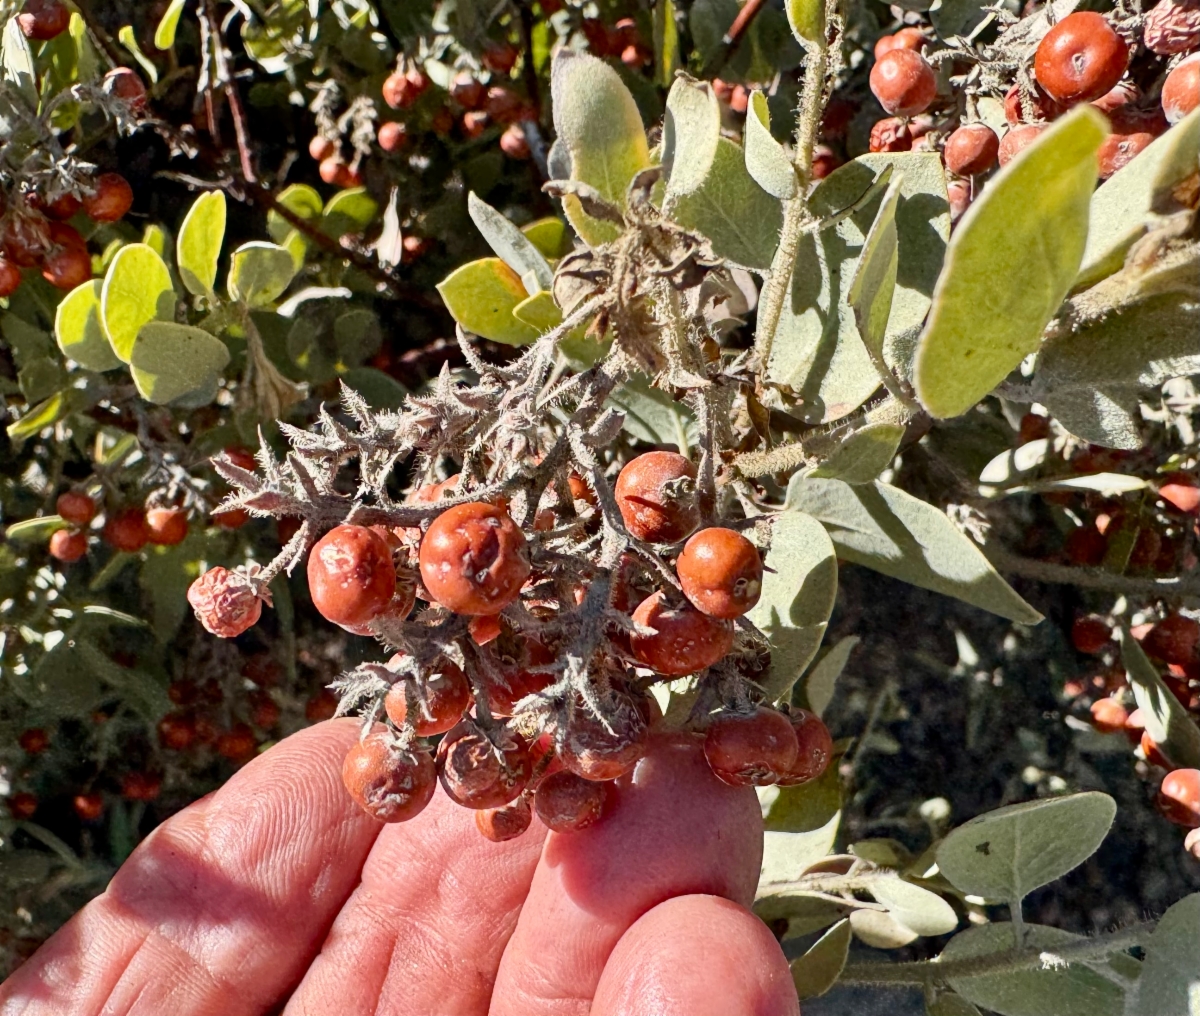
[744,90,798,200]
[468,191,553,294]
[177,191,227,297]
[129,321,231,405]
[436,258,540,346]
[100,243,176,362]
[791,919,850,999]
[1120,629,1200,769]
[808,423,904,484]
[55,281,121,371]
[154,0,187,50]
[228,242,297,307]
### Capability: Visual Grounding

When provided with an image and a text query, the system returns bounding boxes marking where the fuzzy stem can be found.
[984,545,1200,599]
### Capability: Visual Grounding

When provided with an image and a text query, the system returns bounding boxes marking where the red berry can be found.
[103,507,148,552]
[211,507,250,529]
[629,591,734,676]
[158,712,197,750]
[319,156,349,186]
[557,693,649,781]
[476,797,533,841]
[436,721,532,809]
[187,566,263,638]
[499,123,531,160]
[18,728,48,754]
[1142,730,1174,769]
[250,691,280,730]
[778,709,833,786]
[343,732,436,822]
[216,724,258,762]
[485,86,524,124]
[56,490,95,525]
[811,145,842,180]
[998,124,1047,166]
[869,116,913,153]
[42,191,83,220]
[378,121,407,152]
[947,178,972,223]
[1142,614,1199,665]
[614,451,699,543]
[1090,697,1129,734]
[3,214,47,267]
[1143,0,1200,54]
[305,688,339,723]
[49,528,88,562]
[418,502,530,615]
[384,659,472,736]
[73,793,104,822]
[382,69,427,110]
[482,39,520,75]
[145,507,189,546]
[704,708,800,787]
[1159,473,1200,514]
[41,244,91,290]
[308,524,397,628]
[83,174,133,223]
[676,527,763,620]
[0,257,21,297]
[874,27,925,59]
[1097,130,1154,179]
[729,85,750,115]
[308,135,336,162]
[1034,12,1128,106]
[222,445,257,472]
[1162,55,1200,124]
[1072,615,1112,654]
[18,0,69,40]
[470,613,504,645]
[869,49,938,117]
[431,106,455,136]
[534,770,610,832]
[105,68,147,111]
[120,772,161,801]
[1018,412,1051,444]
[1157,769,1200,827]
[1186,827,1200,859]
[1004,83,1063,124]
[488,638,556,716]
[8,792,38,819]
[462,110,490,139]
[944,123,999,176]
[451,73,486,110]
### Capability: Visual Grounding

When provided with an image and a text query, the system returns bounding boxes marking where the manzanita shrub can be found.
[2,0,1200,1007]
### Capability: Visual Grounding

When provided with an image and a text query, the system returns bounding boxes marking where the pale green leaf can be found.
[512,290,563,333]
[321,187,379,239]
[809,423,904,484]
[745,91,797,200]
[6,390,85,442]
[791,920,850,999]
[785,478,1042,623]
[760,761,843,883]
[1120,628,1200,769]
[936,792,1116,902]
[467,191,553,294]
[268,183,323,244]
[850,909,919,948]
[928,994,984,1016]
[228,242,297,307]
[755,892,847,936]
[913,107,1107,418]
[3,515,68,540]
[176,191,226,297]
[436,257,540,346]
[870,878,958,936]
[662,76,721,201]
[2,17,38,108]
[100,243,176,362]
[154,0,187,49]
[521,217,572,260]
[117,25,158,83]
[653,0,680,88]
[746,511,838,701]
[847,176,903,361]
[55,281,121,371]
[804,635,859,718]
[129,321,230,405]
[785,0,826,47]
[1136,892,1200,1016]
[932,0,993,42]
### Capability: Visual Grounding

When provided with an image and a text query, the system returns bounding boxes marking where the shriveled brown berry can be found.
[419,502,530,615]
[1162,55,1200,124]
[308,524,397,628]
[83,174,134,223]
[998,124,1047,166]
[343,732,437,822]
[1097,130,1154,178]
[436,721,532,809]
[1072,615,1112,655]
[615,451,699,543]
[188,566,262,638]
[869,116,913,153]
[18,0,69,40]
[56,490,95,525]
[146,507,189,546]
[476,797,533,841]
[944,123,999,176]
[629,591,734,676]
[49,528,88,562]
[704,708,800,787]
[557,693,649,781]
[1034,12,1128,105]
[1157,769,1200,827]
[1144,0,1200,54]
[778,709,833,786]
[103,507,148,552]
[676,527,763,620]
[384,658,472,736]
[1090,697,1129,734]
[869,49,938,117]
[534,770,610,832]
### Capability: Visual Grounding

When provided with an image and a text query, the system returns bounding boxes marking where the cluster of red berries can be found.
[45,490,193,564]
[581,16,653,69]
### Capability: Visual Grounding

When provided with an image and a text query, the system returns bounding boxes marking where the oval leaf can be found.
[521,217,572,260]
[786,0,826,47]
[154,0,186,49]
[663,76,722,200]
[745,90,798,199]
[870,877,958,937]
[436,258,540,346]
[467,192,554,294]
[1136,892,1200,1016]
[804,635,859,717]
[321,187,379,239]
[808,423,904,484]
[268,183,324,244]
[914,107,1108,418]
[936,792,1116,903]
[790,919,851,999]
[176,191,226,297]
[101,243,176,362]
[55,280,121,371]
[850,909,920,949]
[228,242,297,307]
[129,322,231,405]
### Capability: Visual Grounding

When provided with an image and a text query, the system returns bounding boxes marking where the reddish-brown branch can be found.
[203,0,258,183]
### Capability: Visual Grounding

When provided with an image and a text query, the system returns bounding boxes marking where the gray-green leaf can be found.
[467,191,553,295]
[791,919,851,999]
[870,877,958,936]
[228,242,297,307]
[745,91,797,200]
[808,422,904,484]
[1136,892,1200,1016]
[804,635,858,717]
[662,76,721,200]
[1120,628,1200,769]
[129,321,231,405]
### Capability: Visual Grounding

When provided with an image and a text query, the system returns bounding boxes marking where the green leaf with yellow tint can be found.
[177,191,226,297]
[744,90,798,200]
[228,242,297,307]
[55,281,121,371]
[100,243,176,362]
[437,258,540,346]
[154,0,187,50]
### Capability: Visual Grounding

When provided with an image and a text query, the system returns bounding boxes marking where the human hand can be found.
[0,721,799,1016]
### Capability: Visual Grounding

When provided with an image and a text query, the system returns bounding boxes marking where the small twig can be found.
[984,545,1200,600]
[203,0,257,183]
[700,0,768,77]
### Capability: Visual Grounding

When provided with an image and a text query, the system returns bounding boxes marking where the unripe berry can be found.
[558,693,649,781]
[83,174,134,223]
[42,245,91,290]
[778,709,833,786]
[1072,615,1112,655]
[1142,614,1199,665]
[1162,55,1200,125]
[676,527,763,619]
[869,49,938,117]
[943,123,999,176]
[874,27,925,59]
[18,0,70,41]
[18,728,48,754]
[49,528,88,562]
[534,770,610,832]
[704,708,800,787]
[869,116,913,153]
[1090,697,1129,734]
[436,721,532,809]
[8,792,38,819]
[1157,769,1200,827]
[1097,130,1154,179]
[476,797,533,841]
[1143,0,1200,54]
[308,135,336,162]
[308,524,397,628]
[614,451,699,543]
[998,124,1047,166]
[56,490,95,525]
[0,258,21,298]
[105,68,147,111]
[188,566,262,638]
[103,507,149,552]
[343,732,437,822]
[378,121,407,152]
[1159,472,1200,513]
[145,507,189,546]
[1033,12,1128,106]
[384,658,472,736]
[629,591,734,676]
[419,502,530,615]
[73,793,104,822]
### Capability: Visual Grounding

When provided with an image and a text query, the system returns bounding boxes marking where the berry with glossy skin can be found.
[998,124,1047,166]
[676,528,763,620]
[73,793,104,822]
[158,713,196,750]
[419,502,530,615]
[615,451,699,543]
[1097,130,1154,178]
[121,772,161,801]
[8,792,38,819]
[1072,615,1112,655]
[42,244,91,290]
[778,709,833,786]
[384,659,472,736]
[211,507,249,529]
[0,257,21,297]
[1144,0,1200,54]
[145,507,188,546]
[558,693,649,781]
[476,797,533,842]
[874,26,925,59]
[308,524,397,628]
[18,728,48,754]
[378,121,407,152]
[56,490,95,525]
[500,124,531,160]
[382,69,427,109]
[1159,472,1200,513]
[49,528,88,562]
[318,155,345,185]
[451,72,486,110]
[84,173,134,223]
[869,116,913,153]
[1034,12,1128,106]
[42,191,82,220]
[103,507,148,552]
[309,135,335,161]
[18,0,69,41]
[105,68,147,110]
[436,721,532,809]
[630,591,734,676]
[1142,614,1199,664]
[188,566,262,638]
[944,123,999,175]
[1162,55,1200,124]
[1090,697,1129,734]
[534,770,610,832]
[343,732,437,822]
[704,708,800,787]
[1157,769,1200,827]
[869,49,938,117]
